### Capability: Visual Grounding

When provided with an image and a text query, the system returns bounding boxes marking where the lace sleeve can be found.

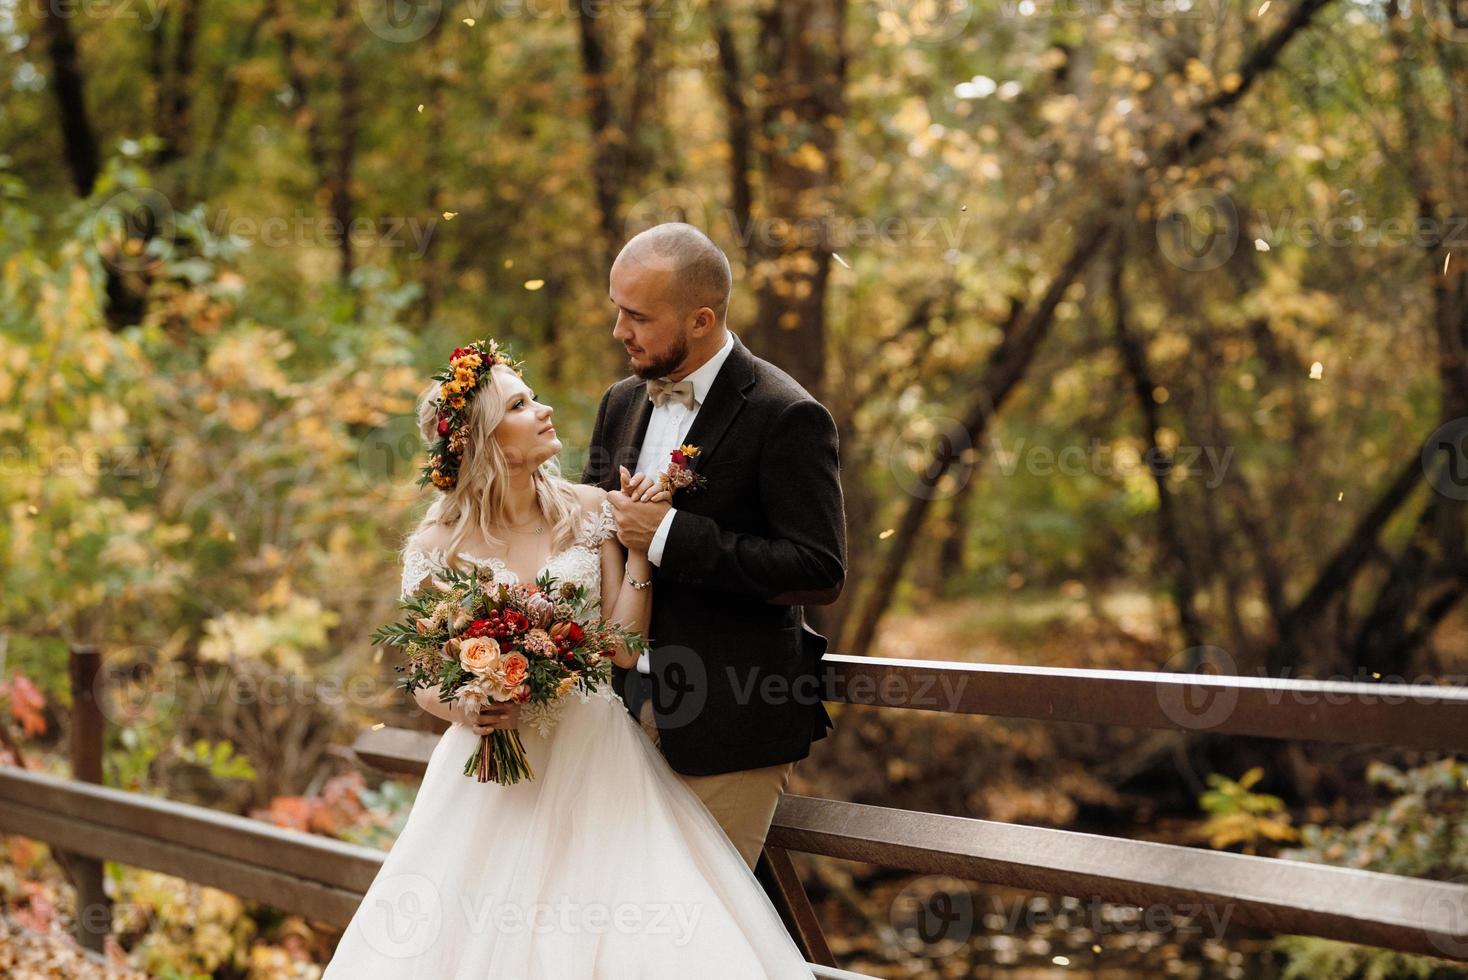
[579,497,618,549]
[400,548,443,601]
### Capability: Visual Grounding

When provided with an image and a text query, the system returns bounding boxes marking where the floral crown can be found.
[421,337,524,491]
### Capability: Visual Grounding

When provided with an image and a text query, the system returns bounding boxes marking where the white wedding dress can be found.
[323,499,814,978]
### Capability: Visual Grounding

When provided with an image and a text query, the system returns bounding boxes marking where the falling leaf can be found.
[524,279,545,291]
[1257,0,1270,13]
[879,528,895,540]
[417,104,424,113]
[371,722,385,730]
[1337,491,1344,501]
[833,252,851,269]
[1446,252,1452,275]
[463,17,476,26]
[960,204,968,211]
[442,211,458,220]
[1254,238,1270,251]
[1309,361,1323,380]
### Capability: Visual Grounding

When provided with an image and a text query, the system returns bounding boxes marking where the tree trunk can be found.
[577,5,622,269]
[845,218,1113,658]
[743,0,846,399]
[711,0,753,246]
[843,0,1340,656]
[38,2,99,197]
[157,0,203,168]
[1111,238,1207,653]
[198,7,273,198]
[331,0,359,286]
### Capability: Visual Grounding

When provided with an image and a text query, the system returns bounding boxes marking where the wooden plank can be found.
[352,725,439,776]
[759,845,835,967]
[0,798,368,929]
[0,768,382,894]
[0,777,881,977]
[821,655,1468,750]
[361,658,1468,767]
[767,795,1468,962]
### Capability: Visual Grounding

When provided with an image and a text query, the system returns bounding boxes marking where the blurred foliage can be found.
[0,0,1464,975]
[1273,758,1468,978]
[1197,766,1300,852]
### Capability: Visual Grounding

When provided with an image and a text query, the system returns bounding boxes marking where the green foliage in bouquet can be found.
[372,560,646,785]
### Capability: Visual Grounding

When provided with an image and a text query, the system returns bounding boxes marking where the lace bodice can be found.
[399,497,617,601]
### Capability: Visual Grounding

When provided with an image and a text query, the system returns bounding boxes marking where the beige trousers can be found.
[637,698,795,870]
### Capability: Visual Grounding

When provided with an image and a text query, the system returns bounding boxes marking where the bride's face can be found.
[491,370,559,470]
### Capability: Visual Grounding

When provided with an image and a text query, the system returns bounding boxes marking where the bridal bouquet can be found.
[371,562,646,785]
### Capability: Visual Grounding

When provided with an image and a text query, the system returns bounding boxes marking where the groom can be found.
[581,222,846,870]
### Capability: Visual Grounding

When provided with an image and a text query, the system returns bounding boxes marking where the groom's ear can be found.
[689,306,717,337]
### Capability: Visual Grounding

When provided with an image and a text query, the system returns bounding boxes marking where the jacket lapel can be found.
[611,333,756,485]
[677,333,755,471]
[609,382,654,486]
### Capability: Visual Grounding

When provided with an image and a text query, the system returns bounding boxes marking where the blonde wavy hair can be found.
[401,363,582,572]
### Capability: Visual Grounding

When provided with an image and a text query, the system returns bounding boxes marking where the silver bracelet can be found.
[626,571,653,590]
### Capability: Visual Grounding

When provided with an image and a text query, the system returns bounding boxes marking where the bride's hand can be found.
[457,702,520,733]
[619,468,672,505]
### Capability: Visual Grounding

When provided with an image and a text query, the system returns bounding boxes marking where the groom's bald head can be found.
[613,223,732,324]
[609,223,733,380]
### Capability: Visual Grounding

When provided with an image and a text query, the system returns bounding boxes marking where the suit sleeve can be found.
[581,386,614,487]
[658,398,847,605]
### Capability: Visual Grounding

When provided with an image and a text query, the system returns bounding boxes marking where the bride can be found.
[322,340,814,978]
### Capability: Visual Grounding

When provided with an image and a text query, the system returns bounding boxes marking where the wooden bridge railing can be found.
[350,655,1468,966]
[1,652,1465,973]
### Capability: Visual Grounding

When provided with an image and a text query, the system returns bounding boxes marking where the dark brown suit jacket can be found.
[581,333,845,776]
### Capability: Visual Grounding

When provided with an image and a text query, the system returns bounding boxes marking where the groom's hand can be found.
[610,466,670,551]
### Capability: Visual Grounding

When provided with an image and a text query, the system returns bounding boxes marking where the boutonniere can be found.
[657,443,708,495]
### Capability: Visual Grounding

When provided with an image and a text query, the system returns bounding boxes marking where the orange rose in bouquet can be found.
[372,564,646,785]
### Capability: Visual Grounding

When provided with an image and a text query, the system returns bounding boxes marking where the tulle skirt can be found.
[323,689,813,978]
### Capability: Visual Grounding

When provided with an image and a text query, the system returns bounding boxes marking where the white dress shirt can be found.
[631,330,735,673]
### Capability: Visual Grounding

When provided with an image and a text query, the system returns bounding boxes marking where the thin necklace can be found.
[505,516,545,535]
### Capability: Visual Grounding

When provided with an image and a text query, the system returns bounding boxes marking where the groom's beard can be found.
[631,330,691,380]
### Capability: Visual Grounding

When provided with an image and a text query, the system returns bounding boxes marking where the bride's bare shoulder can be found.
[404,521,455,555]
[571,483,608,514]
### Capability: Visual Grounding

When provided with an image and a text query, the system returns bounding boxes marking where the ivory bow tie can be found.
[646,378,696,410]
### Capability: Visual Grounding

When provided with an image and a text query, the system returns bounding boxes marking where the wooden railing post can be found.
[758,845,836,967]
[66,645,109,953]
